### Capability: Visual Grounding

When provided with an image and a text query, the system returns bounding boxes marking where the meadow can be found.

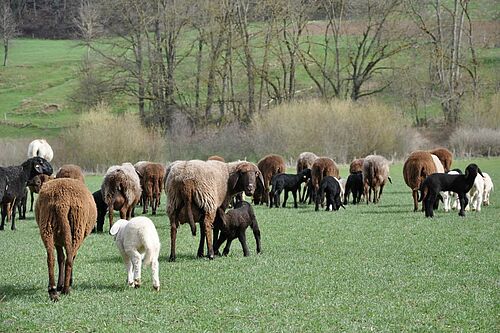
[0,158,498,332]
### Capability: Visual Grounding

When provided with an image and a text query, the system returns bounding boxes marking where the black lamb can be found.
[316,176,345,211]
[92,189,108,233]
[419,163,483,218]
[269,169,311,208]
[0,157,53,230]
[344,172,363,205]
[213,201,261,257]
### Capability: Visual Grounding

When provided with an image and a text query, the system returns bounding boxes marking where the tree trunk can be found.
[3,40,8,66]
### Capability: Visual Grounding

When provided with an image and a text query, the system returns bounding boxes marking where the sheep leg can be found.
[282,190,289,208]
[0,203,7,230]
[458,193,468,217]
[204,212,215,260]
[55,246,66,291]
[120,206,128,220]
[222,238,234,256]
[10,199,17,230]
[63,246,74,295]
[425,192,437,218]
[130,250,142,288]
[238,231,250,257]
[151,256,160,291]
[412,190,419,212]
[123,255,134,286]
[30,190,35,212]
[197,220,206,258]
[252,221,262,254]
[108,205,114,230]
[292,190,298,208]
[42,236,59,301]
[168,218,177,262]
[214,232,227,256]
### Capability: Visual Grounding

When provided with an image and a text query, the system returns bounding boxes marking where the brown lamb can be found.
[35,178,97,302]
[428,148,453,172]
[138,162,165,215]
[403,151,437,212]
[311,157,339,203]
[254,154,286,205]
[56,164,85,183]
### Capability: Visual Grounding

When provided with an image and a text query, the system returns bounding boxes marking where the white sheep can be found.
[482,172,493,206]
[110,217,161,291]
[466,173,485,212]
[27,139,54,162]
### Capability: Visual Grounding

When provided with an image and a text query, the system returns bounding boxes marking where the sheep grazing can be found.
[0,157,53,231]
[311,157,339,205]
[101,163,142,229]
[403,151,437,212]
[315,176,345,211]
[56,164,85,183]
[362,155,391,204]
[349,158,364,174]
[110,217,161,291]
[344,172,363,205]
[137,162,165,215]
[27,139,54,162]
[92,189,109,233]
[254,154,286,206]
[419,163,483,218]
[213,201,261,257]
[166,160,263,261]
[482,172,493,206]
[27,174,53,212]
[207,155,225,162]
[428,148,453,172]
[269,169,310,208]
[35,178,97,301]
[296,152,318,203]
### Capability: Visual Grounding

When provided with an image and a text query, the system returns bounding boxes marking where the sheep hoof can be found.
[61,287,71,295]
[153,285,160,292]
[49,292,60,302]
[134,279,141,288]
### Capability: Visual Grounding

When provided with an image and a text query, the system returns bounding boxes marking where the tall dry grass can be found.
[58,103,166,172]
[250,99,423,163]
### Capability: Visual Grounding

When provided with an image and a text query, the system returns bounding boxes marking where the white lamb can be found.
[110,217,161,291]
[443,170,460,212]
[466,173,485,212]
[482,172,493,206]
[27,139,54,162]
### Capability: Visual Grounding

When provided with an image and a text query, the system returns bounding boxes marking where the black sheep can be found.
[344,172,363,205]
[92,189,108,233]
[269,169,311,208]
[315,176,345,211]
[419,163,483,218]
[213,201,261,257]
[0,157,53,230]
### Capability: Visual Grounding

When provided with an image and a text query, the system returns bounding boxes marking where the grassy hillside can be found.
[0,158,498,332]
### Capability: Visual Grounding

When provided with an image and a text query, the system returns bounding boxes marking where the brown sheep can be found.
[362,155,391,204]
[27,174,54,211]
[296,152,318,203]
[137,162,165,215]
[56,164,85,183]
[349,158,364,174]
[311,157,339,204]
[207,155,225,162]
[403,151,437,212]
[35,178,97,301]
[101,163,142,229]
[166,160,263,261]
[254,154,286,205]
[428,148,453,172]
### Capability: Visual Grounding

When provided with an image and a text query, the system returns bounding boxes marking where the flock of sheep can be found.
[0,139,494,302]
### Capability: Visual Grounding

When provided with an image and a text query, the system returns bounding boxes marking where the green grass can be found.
[0,158,499,332]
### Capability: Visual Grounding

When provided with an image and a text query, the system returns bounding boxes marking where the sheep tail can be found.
[185,190,197,236]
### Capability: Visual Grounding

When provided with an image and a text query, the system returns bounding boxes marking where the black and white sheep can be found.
[0,157,53,231]
[315,176,345,211]
[110,217,161,291]
[419,163,483,218]
[166,160,263,261]
[213,201,261,257]
[269,169,310,208]
[35,178,97,301]
[27,139,54,162]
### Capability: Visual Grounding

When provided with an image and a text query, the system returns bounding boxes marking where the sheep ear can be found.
[257,171,264,190]
[478,167,484,177]
[228,172,239,191]
[109,220,125,236]
[35,164,43,173]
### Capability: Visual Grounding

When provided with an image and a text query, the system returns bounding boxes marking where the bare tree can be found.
[74,0,101,59]
[0,2,17,66]
[408,0,479,126]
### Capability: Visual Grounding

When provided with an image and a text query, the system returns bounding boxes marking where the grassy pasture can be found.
[0,158,498,332]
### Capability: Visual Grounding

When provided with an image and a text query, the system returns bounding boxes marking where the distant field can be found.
[0,158,498,332]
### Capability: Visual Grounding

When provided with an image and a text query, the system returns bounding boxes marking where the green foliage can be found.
[0,158,498,331]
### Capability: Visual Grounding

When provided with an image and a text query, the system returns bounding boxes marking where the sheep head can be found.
[23,157,53,179]
[464,164,483,179]
[228,162,264,197]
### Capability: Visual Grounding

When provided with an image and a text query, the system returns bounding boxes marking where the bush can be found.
[461,93,500,129]
[450,127,500,157]
[250,99,423,163]
[58,103,166,173]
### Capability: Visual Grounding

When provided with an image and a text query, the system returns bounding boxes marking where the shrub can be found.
[250,99,423,163]
[450,127,500,157]
[58,103,166,173]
